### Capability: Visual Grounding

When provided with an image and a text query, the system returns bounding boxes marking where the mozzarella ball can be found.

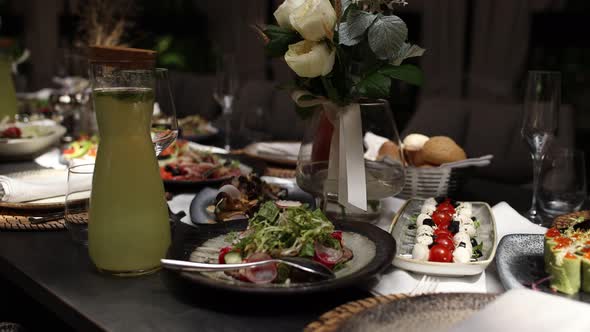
[457,202,472,210]
[462,224,477,237]
[412,243,430,261]
[421,204,436,215]
[453,246,471,263]
[453,232,470,246]
[416,233,433,245]
[424,198,437,207]
[417,225,434,236]
[456,206,472,218]
[416,213,431,227]
[455,214,472,226]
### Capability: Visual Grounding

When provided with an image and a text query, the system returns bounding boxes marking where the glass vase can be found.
[296,99,405,222]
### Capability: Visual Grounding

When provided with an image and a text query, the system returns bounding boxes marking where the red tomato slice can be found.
[218,246,233,264]
[434,228,452,238]
[242,253,277,284]
[429,244,453,262]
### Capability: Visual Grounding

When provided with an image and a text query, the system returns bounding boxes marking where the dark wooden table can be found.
[0,160,533,331]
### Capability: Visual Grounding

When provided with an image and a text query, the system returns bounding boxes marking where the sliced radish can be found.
[275,200,302,208]
[313,241,343,268]
[242,253,277,284]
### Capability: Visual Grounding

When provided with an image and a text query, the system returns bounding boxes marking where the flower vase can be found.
[295,99,405,223]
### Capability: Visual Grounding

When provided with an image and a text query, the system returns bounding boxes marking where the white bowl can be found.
[0,124,66,159]
[389,198,498,276]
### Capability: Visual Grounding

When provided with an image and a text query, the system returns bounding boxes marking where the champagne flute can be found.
[521,70,560,224]
[151,68,179,156]
[213,54,239,151]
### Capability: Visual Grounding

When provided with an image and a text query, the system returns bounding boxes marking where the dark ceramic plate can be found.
[334,293,496,332]
[496,234,590,303]
[166,220,395,295]
[162,154,266,193]
[189,183,316,225]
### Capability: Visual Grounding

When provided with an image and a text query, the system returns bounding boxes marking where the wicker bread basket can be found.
[397,166,470,199]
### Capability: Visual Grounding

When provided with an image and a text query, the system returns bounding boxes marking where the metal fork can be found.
[409,275,439,296]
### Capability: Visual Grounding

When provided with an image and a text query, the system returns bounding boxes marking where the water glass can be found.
[539,148,587,221]
[65,163,94,245]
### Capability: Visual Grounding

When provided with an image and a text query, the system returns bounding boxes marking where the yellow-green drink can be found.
[89,87,170,276]
[0,55,17,121]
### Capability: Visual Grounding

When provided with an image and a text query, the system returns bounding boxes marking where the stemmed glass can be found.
[151,68,179,156]
[213,54,239,151]
[521,70,561,224]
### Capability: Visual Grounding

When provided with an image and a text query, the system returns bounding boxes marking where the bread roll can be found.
[422,136,467,165]
[403,133,429,151]
[377,141,401,161]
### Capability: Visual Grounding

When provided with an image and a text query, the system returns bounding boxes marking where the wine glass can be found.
[296,100,405,223]
[151,68,179,156]
[521,70,561,224]
[213,54,239,151]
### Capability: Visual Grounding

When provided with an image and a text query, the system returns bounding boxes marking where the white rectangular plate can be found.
[389,198,497,276]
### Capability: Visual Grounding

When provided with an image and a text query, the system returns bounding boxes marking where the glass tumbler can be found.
[65,164,94,245]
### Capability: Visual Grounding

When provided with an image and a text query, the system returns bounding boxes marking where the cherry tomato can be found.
[434,236,455,250]
[218,246,233,263]
[432,211,452,228]
[434,228,452,238]
[436,202,455,214]
[1,126,21,138]
[429,244,453,262]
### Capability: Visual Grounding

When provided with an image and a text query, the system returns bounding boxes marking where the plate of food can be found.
[496,211,590,302]
[60,135,98,164]
[165,201,396,294]
[177,115,218,142]
[189,175,315,224]
[158,139,265,191]
[390,197,497,276]
[0,122,66,159]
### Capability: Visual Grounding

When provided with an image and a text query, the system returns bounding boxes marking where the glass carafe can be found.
[0,42,18,121]
[88,46,170,276]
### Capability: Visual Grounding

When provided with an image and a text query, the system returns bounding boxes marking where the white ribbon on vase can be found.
[292,91,367,211]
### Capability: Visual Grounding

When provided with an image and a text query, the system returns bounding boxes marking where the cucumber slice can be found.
[224,252,243,264]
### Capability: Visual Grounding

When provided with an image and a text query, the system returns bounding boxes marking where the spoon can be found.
[160,256,335,280]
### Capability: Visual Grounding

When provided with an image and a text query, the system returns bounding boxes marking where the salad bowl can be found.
[389,199,497,276]
[165,218,395,294]
[0,123,66,159]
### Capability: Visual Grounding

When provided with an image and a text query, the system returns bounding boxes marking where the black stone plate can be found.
[496,234,590,303]
[165,220,395,295]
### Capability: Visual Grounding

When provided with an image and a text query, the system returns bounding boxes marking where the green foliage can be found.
[378,64,423,86]
[367,15,407,60]
[338,9,378,46]
[263,25,301,57]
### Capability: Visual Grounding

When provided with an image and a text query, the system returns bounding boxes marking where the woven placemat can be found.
[304,293,408,332]
[0,210,87,231]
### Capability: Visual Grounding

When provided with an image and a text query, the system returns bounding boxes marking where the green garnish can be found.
[472,241,483,258]
[474,219,481,229]
[233,201,336,258]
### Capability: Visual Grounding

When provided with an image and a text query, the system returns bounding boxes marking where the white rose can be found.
[284,40,335,78]
[290,0,336,41]
[273,0,304,30]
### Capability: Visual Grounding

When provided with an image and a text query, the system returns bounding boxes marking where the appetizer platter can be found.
[166,202,396,294]
[189,175,290,224]
[158,139,264,191]
[390,197,497,276]
[497,211,590,302]
[177,115,218,142]
[60,135,98,163]
[0,122,66,158]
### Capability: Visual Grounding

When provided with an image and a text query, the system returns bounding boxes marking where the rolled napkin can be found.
[255,142,301,160]
[0,170,91,203]
[448,289,590,332]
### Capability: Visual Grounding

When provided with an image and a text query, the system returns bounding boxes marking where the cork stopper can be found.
[88,45,156,69]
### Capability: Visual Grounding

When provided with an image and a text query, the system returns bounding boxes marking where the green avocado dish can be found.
[544,212,590,295]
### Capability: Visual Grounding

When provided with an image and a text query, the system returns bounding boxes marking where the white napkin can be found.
[255,142,301,159]
[34,148,67,170]
[0,170,90,203]
[448,289,590,332]
[168,193,196,225]
[363,132,390,161]
[371,201,545,295]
